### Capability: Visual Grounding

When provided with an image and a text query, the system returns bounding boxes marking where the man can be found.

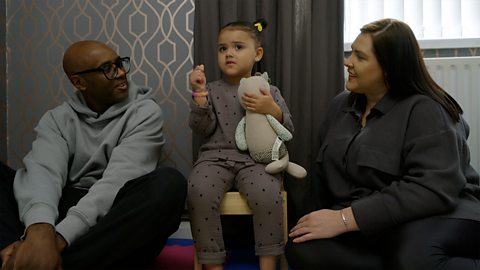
[0,40,187,269]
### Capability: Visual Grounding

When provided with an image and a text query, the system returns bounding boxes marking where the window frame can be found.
[344,38,480,52]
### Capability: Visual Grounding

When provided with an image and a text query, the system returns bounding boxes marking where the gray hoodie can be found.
[13,82,165,245]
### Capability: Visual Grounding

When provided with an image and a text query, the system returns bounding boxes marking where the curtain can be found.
[193,0,344,225]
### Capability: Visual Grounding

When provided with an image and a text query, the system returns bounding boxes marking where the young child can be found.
[187,20,294,270]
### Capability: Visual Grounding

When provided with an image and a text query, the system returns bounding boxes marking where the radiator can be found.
[424,57,480,172]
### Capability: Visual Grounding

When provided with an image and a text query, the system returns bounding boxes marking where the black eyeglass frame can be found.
[72,57,130,80]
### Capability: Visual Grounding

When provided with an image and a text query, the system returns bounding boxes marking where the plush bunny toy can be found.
[235,72,307,179]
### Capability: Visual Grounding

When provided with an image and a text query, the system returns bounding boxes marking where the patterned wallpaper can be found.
[2,1,479,177]
[5,0,195,176]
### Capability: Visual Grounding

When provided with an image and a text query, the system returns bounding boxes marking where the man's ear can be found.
[255,47,264,62]
[69,75,87,91]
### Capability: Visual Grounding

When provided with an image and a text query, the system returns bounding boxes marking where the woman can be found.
[286,18,480,270]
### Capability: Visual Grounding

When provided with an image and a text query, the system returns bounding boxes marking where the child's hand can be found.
[241,88,282,121]
[189,64,206,93]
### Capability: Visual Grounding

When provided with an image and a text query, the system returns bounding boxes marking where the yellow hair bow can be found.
[254,22,263,32]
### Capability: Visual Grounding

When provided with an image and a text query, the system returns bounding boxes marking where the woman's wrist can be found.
[339,209,349,232]
[339,207,359,232]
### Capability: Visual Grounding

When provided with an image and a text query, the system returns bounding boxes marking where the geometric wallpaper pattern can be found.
[5,0,195,176]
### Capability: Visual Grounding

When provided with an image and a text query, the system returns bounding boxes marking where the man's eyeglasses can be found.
[72,57,131,80]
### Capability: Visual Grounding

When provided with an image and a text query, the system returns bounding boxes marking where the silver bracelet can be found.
[340,209,349,231]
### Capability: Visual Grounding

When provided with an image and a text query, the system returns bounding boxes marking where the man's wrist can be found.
[56,233,67,252]
[26,223,55,237]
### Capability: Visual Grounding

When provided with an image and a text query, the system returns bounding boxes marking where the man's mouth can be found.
[115,81,128,90]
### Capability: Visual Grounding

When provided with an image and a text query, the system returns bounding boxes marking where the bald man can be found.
[0,40,187,269]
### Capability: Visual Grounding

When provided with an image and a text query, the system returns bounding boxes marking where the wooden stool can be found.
[193,191,289,270]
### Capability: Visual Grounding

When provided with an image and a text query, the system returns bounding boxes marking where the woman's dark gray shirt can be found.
[315,91,480,235]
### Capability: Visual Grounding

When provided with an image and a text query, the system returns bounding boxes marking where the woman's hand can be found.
[289,208,358,243]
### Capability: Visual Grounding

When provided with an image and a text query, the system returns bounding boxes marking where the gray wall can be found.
[5,0,195,176]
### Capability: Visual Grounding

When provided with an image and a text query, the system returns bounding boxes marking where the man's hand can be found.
[55,234,67,253]
[1,241,20,268]
[6,223,63,270]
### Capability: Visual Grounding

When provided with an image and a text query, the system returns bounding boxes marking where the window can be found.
[344,0,480,50]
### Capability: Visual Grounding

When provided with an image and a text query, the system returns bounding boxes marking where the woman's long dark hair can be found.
[361,18,463,121]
